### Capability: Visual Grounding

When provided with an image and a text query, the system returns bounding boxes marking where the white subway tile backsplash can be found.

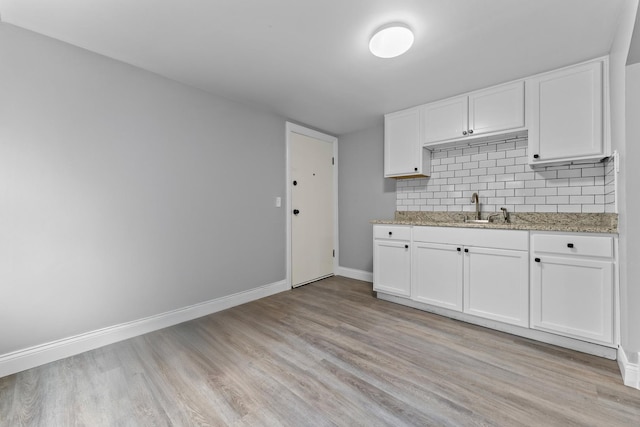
[505,180,525,189]
[535,187,557,196]
[559,205,582,213]
[396,136,615,214]
[582,204,605,213]
[536,205,558,213]
[570,195,595,204]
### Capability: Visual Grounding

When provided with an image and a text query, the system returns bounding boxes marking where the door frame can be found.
[286,122,339,289]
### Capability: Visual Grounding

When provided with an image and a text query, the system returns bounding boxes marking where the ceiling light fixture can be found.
[369,24,414,59]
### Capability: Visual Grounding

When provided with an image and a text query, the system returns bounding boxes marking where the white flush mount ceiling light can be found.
[369,24,414,58]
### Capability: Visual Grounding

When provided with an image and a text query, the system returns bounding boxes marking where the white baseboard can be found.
[618,347,640,389]
[0,280,289,379]
[336,266,373,283]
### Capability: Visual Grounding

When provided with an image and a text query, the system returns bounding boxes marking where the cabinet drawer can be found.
[532,233,613,258]
[374,225,411,241]
[413,226,528,251]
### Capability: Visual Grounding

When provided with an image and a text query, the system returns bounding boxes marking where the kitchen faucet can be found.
[471,193,480,220]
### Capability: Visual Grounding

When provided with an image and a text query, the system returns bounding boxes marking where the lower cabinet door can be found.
[373,240,411,297]
[531,255,613,345]
[464,247,529,327]
[412,242,463,311]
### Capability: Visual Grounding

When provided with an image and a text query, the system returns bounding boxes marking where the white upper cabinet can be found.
[423,81,525,146]
[384,107,430,178]
[468,82,525,136]
[421,95,469,144]
[527,58,608,165]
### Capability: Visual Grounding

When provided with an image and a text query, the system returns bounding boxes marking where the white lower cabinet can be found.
[373,226,411,297]
[412,242,463,311]
[411,227,529,327]
[464,246,529,327]
[530,232,614,345]
[373,226,618,354]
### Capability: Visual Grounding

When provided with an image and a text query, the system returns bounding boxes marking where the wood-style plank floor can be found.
[1,276,639,426]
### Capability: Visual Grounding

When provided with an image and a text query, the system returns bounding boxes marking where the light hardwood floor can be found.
[1,276,639,426]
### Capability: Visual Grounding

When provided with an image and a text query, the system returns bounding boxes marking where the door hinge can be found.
[332,157,334,165]
[333,249,335,257]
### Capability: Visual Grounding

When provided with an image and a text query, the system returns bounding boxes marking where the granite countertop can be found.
[371,212,618,234]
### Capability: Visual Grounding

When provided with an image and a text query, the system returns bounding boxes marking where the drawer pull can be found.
[464,248,469,253]
[404,244,409,249]
[457,247,461,252]
[388,232,392,236]
[567,243,574,248]
[535,257,541,262]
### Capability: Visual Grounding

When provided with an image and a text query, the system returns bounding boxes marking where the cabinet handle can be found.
[468,129,474,134]
[388,231,392,236]
[293,209,300,215]
[533,154,540,159]
[414,167,418,172]
[404,244,409,249]
[535,257,541,262]
[462,131,468,136]
[464,248,469,253]
[567,243,574,248]
[457,247,461,252]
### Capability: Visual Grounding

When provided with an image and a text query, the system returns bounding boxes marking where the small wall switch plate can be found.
[275,197,282,208]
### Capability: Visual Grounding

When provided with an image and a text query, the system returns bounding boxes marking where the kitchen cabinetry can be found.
[464,246,529,327]
[384,108,430,178]
[422,81,525,145]
[412,241,463,311]
[530,232,614,345]
[527,58,608,165]
[412,227,529,327]
[373,224,618,357]
[373,225,411,297]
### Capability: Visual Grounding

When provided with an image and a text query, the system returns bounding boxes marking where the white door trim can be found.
[286,122,339,288]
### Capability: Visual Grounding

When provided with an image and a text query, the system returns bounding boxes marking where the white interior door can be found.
[290,131,335,287]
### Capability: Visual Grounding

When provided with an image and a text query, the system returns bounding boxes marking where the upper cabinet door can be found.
[468,81,525,136]
[422,95,468,144]
[527,59,606,165]
[384,107,429,178]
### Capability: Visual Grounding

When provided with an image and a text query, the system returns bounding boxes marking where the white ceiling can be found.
[0,0,628,135]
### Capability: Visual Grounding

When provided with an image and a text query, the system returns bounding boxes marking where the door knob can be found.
[293,209,300,215]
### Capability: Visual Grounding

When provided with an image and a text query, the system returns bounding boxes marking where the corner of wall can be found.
[618,346,640,389]
[336,266,373,283]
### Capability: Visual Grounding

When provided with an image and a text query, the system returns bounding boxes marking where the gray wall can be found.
[0,24,286,355]
[610,0,640,362]
[625,62,640,360]
[338,123,395,273]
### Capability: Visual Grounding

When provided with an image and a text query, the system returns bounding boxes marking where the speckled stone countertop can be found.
[371,212,618,234]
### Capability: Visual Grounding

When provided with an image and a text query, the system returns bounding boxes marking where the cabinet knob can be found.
[468,129,474,134]
[293,209,300,215]
[405,244,409,249]
[567,243,574,248]
[464,248,469,253]
[533,154,540,159]
[414,167,418,172]
[462,131,468,136]
[457,247,461,252]
[388,231,392,236]
[535,257,541,262]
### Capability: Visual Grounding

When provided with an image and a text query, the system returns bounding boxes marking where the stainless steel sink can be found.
[464,219,490,224]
